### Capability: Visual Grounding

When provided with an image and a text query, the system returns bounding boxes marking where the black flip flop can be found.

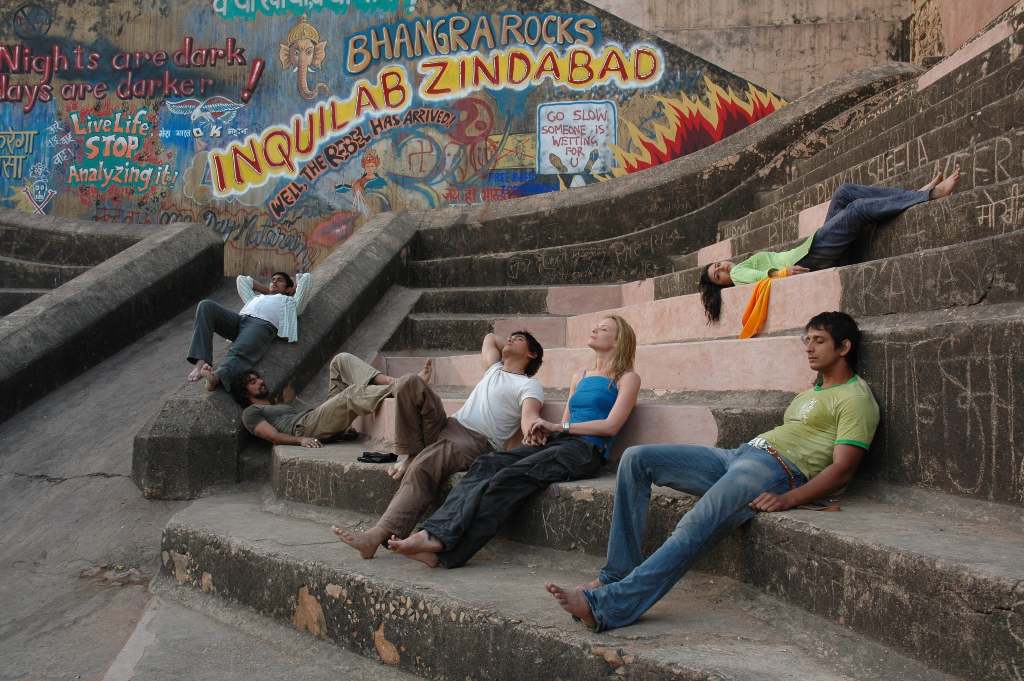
[358,451,398,464]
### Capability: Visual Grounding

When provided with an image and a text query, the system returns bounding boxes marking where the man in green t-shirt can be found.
[547,311,879,632]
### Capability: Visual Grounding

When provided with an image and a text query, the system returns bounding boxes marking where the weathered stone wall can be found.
[587,0,910,99]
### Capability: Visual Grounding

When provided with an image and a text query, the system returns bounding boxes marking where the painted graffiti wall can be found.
[0,0,784,275]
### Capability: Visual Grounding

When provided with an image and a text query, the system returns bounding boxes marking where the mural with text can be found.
[0,0,784,274]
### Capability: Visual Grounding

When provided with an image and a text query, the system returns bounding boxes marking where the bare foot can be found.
[577,578,602,590]
[187,360,209,383]
[419,358,433,384]
[331,525,388,559]
[387,458,409,482]
[403,551,439,567]
[199,364,221,391]
[929,164,961,200]
[387,530,442,555]
[546,582,597,629]
[187,360,208,382]
[919,172,943,193]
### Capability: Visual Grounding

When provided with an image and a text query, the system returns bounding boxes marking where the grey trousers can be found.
[187,299,277,393]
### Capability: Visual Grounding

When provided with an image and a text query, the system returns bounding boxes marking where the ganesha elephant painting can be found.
[279,16,331,101]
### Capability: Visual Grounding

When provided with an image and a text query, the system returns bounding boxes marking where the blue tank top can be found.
[568,373,619,455]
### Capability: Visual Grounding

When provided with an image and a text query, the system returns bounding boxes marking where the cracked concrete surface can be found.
[0,298,204,681]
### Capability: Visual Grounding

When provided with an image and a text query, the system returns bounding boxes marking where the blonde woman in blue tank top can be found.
[388,315,642,569]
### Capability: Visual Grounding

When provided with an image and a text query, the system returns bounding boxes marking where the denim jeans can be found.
[421,433,604,568]
[583,443,807,631]
[797,183,929,270]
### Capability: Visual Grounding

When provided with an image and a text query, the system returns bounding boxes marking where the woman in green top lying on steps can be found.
[698,165,961,323]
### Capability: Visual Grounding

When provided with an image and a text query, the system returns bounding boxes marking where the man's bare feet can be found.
[187,360,209,383]
[199,364,221,391]
[545,582,597,628]
[403,551,439,567]
[929,164,961,200]
[419,358,433,384]
[387,458,409,482]
[577,578,602,590]
[387,529,443,555]
[331,525,388,559]
[919,172,943,193]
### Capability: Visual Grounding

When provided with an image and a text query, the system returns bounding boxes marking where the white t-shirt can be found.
[453,362,544,449]
[239,293,289,329]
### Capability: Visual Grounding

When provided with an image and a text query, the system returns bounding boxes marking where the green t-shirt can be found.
[241,402,310,436]
[756,375,879,479]
[729,234,815,285]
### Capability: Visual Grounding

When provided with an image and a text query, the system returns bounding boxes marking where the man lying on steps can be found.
[547,311,879,632]
[332,331,545,559]
[237,353,429,448]
[187,271,312,394]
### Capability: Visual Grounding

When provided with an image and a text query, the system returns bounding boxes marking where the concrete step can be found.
[653,181,1024,301]
[793,17,1022,180]
[0,221,137,266]
[382,333,816,394]
[413,283,638,316]
[162,492,962,681]
[383,313,567,352]
[406,108,1022,290]
[740,75,1024,233]
[0,287,47,315]
[267,445,1021,681]
[0,254,90,289]
[383,225,1024,371]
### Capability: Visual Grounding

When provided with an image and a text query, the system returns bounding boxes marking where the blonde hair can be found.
[286,16,321,44]
[603,314,636,384]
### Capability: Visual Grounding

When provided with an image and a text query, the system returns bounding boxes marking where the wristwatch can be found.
[562,421,570,433]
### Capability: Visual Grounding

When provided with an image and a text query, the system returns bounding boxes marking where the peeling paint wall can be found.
[0,0,784,275]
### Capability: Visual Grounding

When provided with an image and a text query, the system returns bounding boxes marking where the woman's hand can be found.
[529,419,560,437]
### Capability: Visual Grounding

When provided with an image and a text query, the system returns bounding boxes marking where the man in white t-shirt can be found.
[333,331,545,559]
[186,271,312,393]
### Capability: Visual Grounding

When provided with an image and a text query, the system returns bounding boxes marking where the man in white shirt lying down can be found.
[185,271,312,393]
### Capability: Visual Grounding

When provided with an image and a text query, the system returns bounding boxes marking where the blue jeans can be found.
[583,443,807,631]
[797,183,929,269]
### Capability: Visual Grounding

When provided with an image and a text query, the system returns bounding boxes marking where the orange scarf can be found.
[739,269,789,339]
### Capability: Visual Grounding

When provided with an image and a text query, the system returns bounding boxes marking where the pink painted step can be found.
[354,397,724,459]
[383,334,815,393]
[567,269,841,347]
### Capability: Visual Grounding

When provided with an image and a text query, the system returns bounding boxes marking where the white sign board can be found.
[536,100,616,175]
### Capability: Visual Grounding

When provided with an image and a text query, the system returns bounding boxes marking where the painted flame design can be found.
[611,77,785,175]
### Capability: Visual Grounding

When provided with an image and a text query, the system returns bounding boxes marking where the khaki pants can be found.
[378,375,491,538]
[295,353,393,439]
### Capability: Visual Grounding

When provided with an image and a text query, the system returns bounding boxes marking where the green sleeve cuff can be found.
[835,439,870,450]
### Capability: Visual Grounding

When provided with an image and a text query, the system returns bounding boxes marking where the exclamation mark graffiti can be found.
[240,58,266,104]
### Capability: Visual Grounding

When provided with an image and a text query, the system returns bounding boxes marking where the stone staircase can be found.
[0,213,141,316]
[159,16,1024,681]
